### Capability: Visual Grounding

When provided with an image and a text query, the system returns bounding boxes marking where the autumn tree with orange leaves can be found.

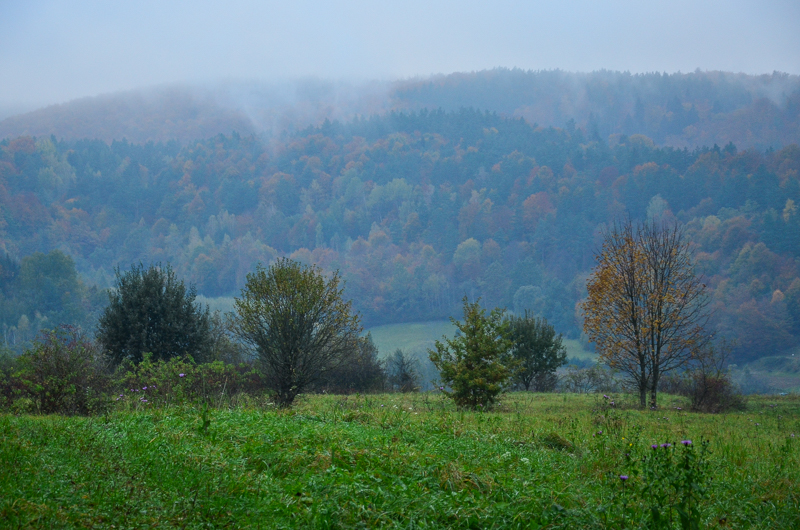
[583,219,709,408]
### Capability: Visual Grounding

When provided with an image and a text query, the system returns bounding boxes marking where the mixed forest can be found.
[1,103,799,365]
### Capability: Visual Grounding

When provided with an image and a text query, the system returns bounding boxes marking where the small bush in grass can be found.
[15,325,111,415]
[113,354,266,407]
[660,341,746,413]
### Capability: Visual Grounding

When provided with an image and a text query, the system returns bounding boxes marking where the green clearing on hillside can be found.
[2,393,798,529]
[366,320,457,358]
[367,321,595,361]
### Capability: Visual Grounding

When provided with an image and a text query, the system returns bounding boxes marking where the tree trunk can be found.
[650,367,659,409]
[649,379,658,409]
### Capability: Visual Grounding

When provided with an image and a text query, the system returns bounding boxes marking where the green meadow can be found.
[368,321,594,362]
[2,392,798,529]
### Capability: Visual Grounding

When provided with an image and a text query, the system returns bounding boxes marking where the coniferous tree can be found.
[429,297,513,409]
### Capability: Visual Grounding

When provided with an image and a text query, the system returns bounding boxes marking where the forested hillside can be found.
[1,108,798,362]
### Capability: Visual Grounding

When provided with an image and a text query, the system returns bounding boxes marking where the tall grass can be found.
[2,392,798,528]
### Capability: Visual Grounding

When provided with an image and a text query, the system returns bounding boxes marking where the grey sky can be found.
[1,0,799,108]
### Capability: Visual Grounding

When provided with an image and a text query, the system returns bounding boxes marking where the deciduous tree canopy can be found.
[583,220,709,408]
[232,258,362,407]
[507,311,567,392]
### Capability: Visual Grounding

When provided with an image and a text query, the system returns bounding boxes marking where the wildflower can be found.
[143,386,147,390]
[603,395,609,399]
[619,475,629,481]
[651,444,658,449]
[179,373,185,377]
[681,440,692,446]
[610,401,615,406]
[598,430,603,435]
[660,443,672,448]
[521,457,530,464]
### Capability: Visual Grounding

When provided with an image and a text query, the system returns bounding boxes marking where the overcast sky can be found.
[1,0,799,109]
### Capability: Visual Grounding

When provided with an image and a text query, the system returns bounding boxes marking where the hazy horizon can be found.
[2,0,799,112]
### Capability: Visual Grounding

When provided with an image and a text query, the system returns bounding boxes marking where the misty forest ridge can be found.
[2,70,799,149]
[1,69,799,380]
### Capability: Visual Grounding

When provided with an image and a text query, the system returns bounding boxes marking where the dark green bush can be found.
[316,335,386,394]
[0,345,19,409]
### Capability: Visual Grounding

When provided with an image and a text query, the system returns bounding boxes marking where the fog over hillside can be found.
[2,70,798,150]
[0,80,393,145]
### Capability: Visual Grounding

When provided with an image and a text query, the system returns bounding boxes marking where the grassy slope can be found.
[2,393,798,529]
[367,321,595,361]
[366,320,457,359]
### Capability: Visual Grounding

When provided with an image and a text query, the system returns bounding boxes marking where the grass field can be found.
[367,321,595,361]
[2,392,798,529]
[366,320,457,358]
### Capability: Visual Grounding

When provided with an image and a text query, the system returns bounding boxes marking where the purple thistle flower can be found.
[179,373,185,377]
[598,430,603,435]
[660,443,672,448]
[143,386,147,390]
[619,475,629,481]
[603,395,609,399]
[651,444,658,449]
[681,440,692,446]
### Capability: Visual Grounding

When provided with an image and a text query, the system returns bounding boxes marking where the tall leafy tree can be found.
[583,219,709,408]
[231,258,362,407]
[97,263,211,364]
[508,311,567,391]
[429,297,513,409]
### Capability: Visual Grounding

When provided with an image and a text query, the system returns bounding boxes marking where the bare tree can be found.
[231,258,361,407]
[386,349,420,392]
[583,219,709,408]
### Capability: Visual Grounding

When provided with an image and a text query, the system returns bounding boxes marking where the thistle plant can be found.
[639,439,710,530]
